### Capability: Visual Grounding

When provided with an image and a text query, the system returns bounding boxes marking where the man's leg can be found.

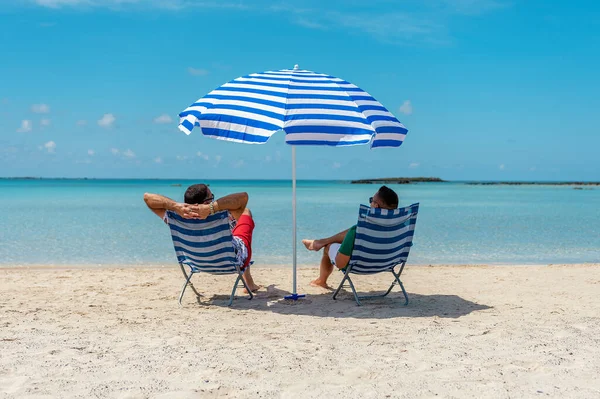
[233,208,261,293]
[243,268,259,292]
[302,229,349,252]
[310,244,335,289]
[303,229,349,288]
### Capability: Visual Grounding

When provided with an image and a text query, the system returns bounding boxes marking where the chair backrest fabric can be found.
[166,210,238,274]
[349,203,420,275]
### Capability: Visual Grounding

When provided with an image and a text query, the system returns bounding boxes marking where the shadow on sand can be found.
[189,285,491,319]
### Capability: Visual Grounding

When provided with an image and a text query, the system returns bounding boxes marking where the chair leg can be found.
[334,267,408,306]
[392,269,409,306]
[227,275,241,307]
[238,272,254,301]
[179,271,195,306]
[332,273,350,300]
[227,273,254,307]
[179,264,201,298]
[332,271,362,306]
[353,271,396,301]
[380,277,397,298]
[346,276,362,306]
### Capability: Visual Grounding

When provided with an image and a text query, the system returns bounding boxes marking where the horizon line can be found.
[2,177,600,184]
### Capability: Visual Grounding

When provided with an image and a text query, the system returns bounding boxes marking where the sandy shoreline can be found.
[2,264,600,398]
[1,262,596,270]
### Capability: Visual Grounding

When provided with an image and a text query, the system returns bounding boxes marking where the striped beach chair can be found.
[333,203,420,306]
[165,210,254,306]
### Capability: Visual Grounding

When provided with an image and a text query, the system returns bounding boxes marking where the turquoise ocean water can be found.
[0,179,599,266]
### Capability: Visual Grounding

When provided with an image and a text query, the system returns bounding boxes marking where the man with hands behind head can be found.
[143,184,260,292]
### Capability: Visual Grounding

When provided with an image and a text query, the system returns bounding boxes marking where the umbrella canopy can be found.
[178,66,408,299]
[179,66,408,148]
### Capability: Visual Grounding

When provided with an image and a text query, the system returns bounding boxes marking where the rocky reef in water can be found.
[350,177,446,184]
[466,182,600,186]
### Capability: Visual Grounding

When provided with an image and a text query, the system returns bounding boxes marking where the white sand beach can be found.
[2,264,600,398]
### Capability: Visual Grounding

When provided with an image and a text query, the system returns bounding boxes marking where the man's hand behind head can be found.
[174,203,202,219]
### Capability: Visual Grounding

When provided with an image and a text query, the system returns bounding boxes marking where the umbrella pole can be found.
[284,145,305,301]
[292,144,297,294]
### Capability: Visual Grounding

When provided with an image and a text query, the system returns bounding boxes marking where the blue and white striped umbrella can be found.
[178,66,409,299]
[178,66,408,148]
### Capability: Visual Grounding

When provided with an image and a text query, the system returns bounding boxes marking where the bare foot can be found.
[310,279,332,289]
[243,284,263,294]
[302,239,326,251]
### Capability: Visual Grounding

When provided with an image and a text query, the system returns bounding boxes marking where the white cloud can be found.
[110,148,119,155]
[154,114,173,124]
[76,120,87,126]
[196,151,209,160]
[43,141,56,153]
[285,10,446,45]
[31,0,249,10]
[188,67,209,76]
[176,155,188,161]
[97,113,116,128]
[40,118,51,127]
[26,1,509,45]
[214,155,222,163]
[399,100,413,115]
[409,162,420,168]
[294,17,327,29]
[332,162,341,169]
[233,159,245,168]
[123,149,135,158]
[31,103,50,114]
[34,0,84,7]
[265,155,272,162]
[274,3,508,45]
[499,164,505,170]
[17,120,32,133]
[87,149,95,156]
[154,157,162,164]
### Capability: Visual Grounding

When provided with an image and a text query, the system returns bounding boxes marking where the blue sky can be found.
[1,0,599,180]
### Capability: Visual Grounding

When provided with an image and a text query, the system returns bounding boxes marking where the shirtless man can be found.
[143,184,260,292]
[302,185,399,289]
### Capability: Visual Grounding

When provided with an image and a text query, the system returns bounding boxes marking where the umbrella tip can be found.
[293,64,299,70]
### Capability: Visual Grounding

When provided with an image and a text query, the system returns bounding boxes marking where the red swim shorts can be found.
[232,214,255,268]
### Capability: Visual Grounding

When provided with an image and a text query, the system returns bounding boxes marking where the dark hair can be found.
[184,184,208,204]
[377,185,399,209]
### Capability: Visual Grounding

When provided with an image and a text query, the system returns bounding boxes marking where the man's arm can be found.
[196,192,249,220]
[334,252,351,269]
[143,193,200,220]
[334,226,356,269]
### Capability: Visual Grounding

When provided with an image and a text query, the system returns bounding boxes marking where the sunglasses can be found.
[203,194,215,204]
[369,196,383,208]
